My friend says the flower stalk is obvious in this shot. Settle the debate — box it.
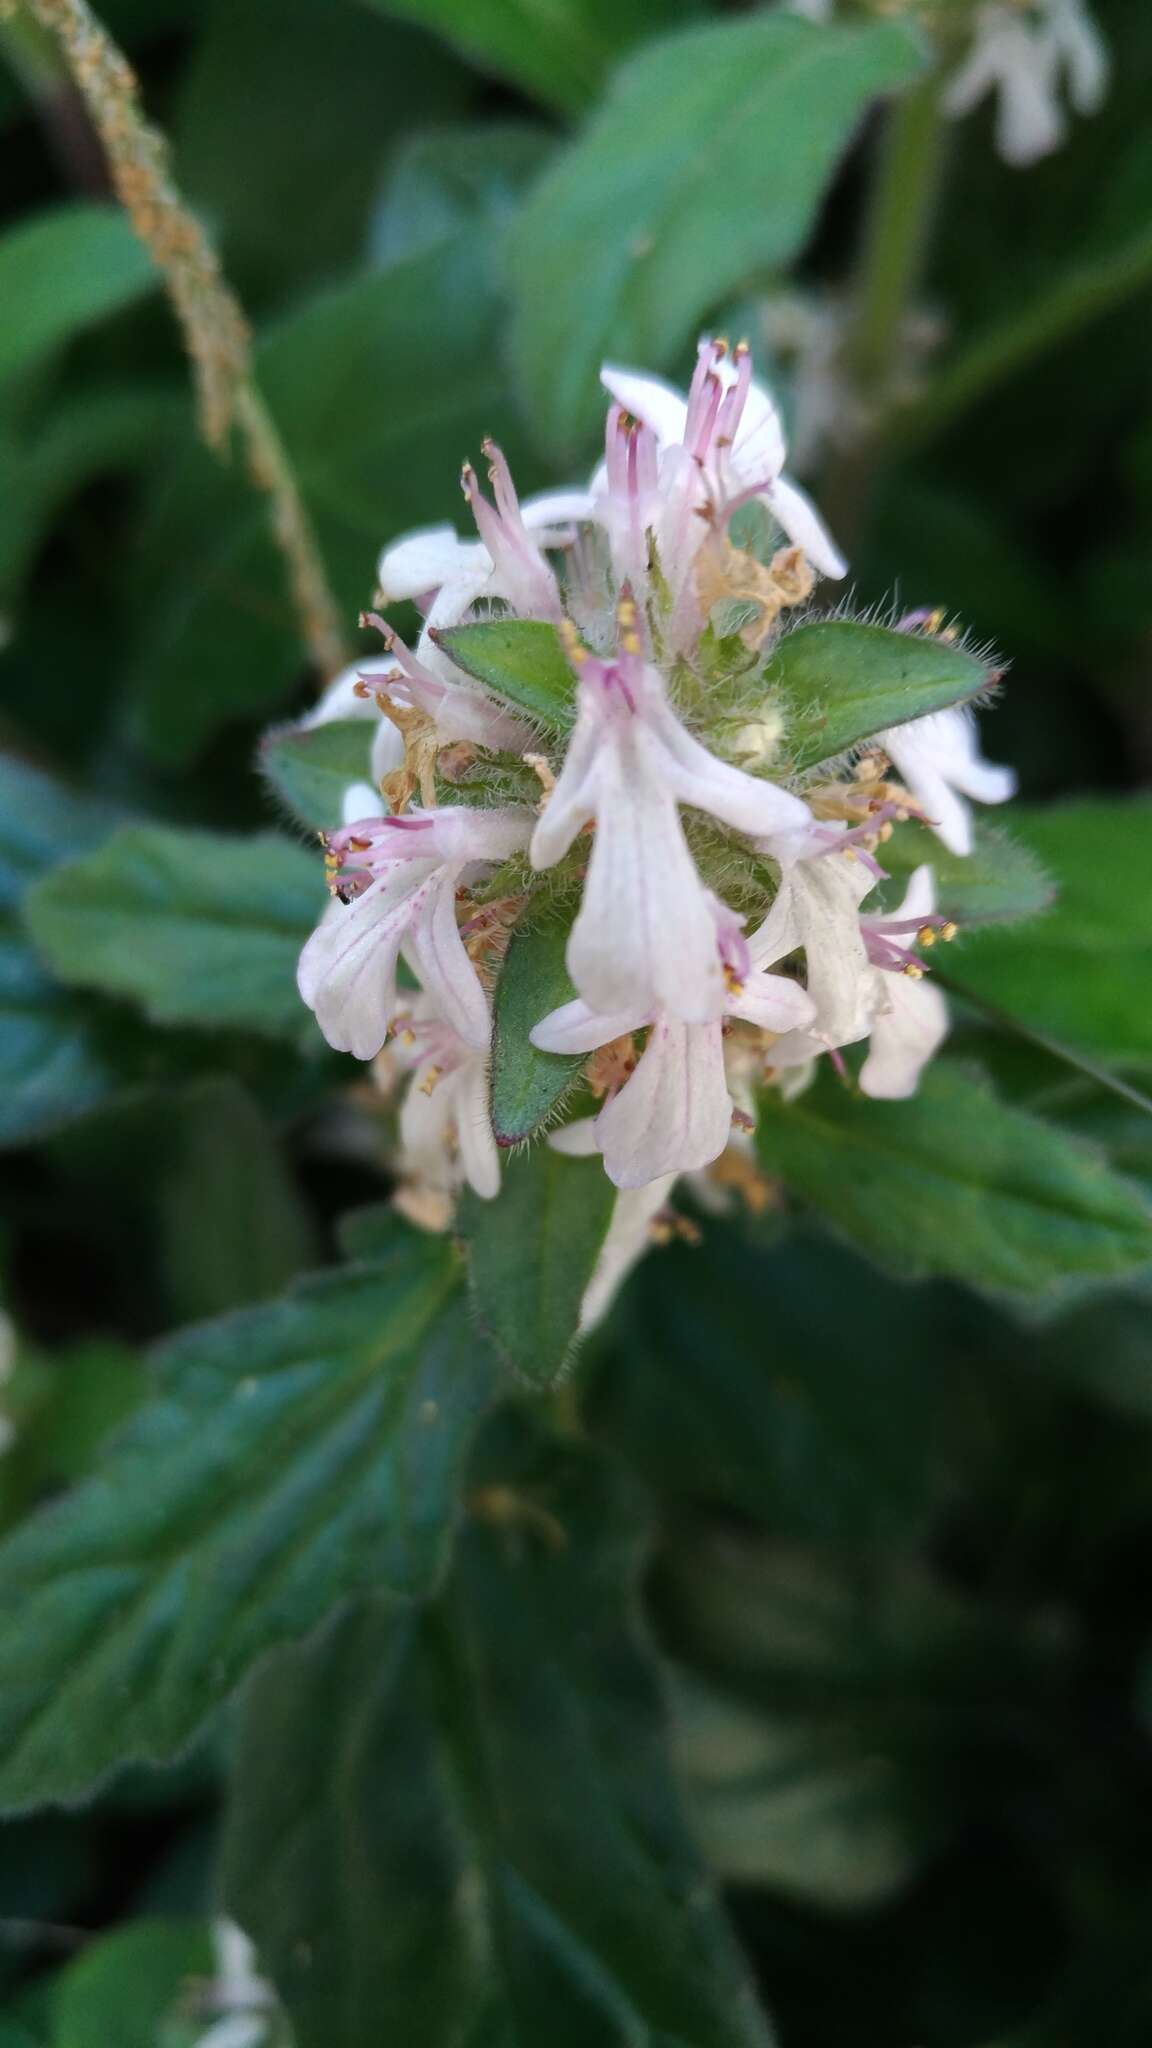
[1,0,348,682]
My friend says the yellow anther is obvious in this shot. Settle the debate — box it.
[418,1065,443,1096]
[723,965,745,996]
[616,591,642,656]
[918,925,937,947]
[903,962,925,980]
[558,616,588,667]
[940,921,958,942]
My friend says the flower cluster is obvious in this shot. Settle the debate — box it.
[296,340,1015,1311]
[791,0,1109,166]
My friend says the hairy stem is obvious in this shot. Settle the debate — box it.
[2,0,348,680]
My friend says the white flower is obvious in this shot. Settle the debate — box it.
[530,618,813,1024]
[944,0,1109,166]
[549,1120,680,1328]
[600,338,847,585]
[879,703,1016,857]
[755,854,951,1099]
[858,867,950,1099]
[747,835,879,1063]
[377,442,593,624]
[298,805,531,1058]
[531,900,815,1187]
[299,658,405,795]
[361,611,530,753]
[392,992,500,1199]
[192,1923,272,2048]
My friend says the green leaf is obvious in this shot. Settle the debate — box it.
[158,1077,318,1319]
[952,801,1152,1068]
[670,1667,917,1910]
[764,620,989,776]
[509,14,923,454]
[756,1061,1152,1295]
[877,818,1055,926]
[431,617,576,732]
[0,1230,494,1813]
[259,717,376,833]
[23,824,321,1039]
[220,1414,775,2048]
[129,233,542,763]
[0,752,120,910]
[490,907,585,1145]
[358,0,697,115]
[370,121,554,266]
[0,753,123,1146]
[0,385,184,609]
[597,1223,979,1546]
[0,938,117,1149]
[0,1336,148,1533]
[0,205,155,392]
[50,1920,212,2048]
[459,1145,615,1385]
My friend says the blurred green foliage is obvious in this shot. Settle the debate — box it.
[1,0,1152,2043]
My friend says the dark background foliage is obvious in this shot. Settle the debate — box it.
[1,0,1151,2041]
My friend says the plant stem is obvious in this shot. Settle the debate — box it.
[822,70,948,552]
[0,0,348,682]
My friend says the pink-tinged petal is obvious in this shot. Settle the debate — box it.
[520,488,597,530]
[370,719,406,787]
[860,971,949,1100]
[729,377,787,488]
[419,570,495,640]
[580,1173,678,1327]
[728,968,816,1034]
[648,693,813,844]
[897,751,974,856]
[377,526,490,603]
[547,1117,601,1158]
[764,473,847,579]
[569,723,725,1021]
[341,781,387,827]
[996,59,1066,165]
[530,997,651,1055]
[746,875,803,970]
[398,1062,457,1187]
[653,442,709,615]
[298,868,430,1059]
[454,1056,501,1197]
[596,1016,732,1188]
[1060,0,1109,113]
[406,865,491,1049]
[428,803,533,867]
[762,1028,827,1071]
[303,659,390,728]
[886,863,937,927]
[942,29,1003,117]
[529,695,606,868]
[881,707,1015,858]
[751,855,876,1047]
[411,618,531,751]
[600,364,690,449]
